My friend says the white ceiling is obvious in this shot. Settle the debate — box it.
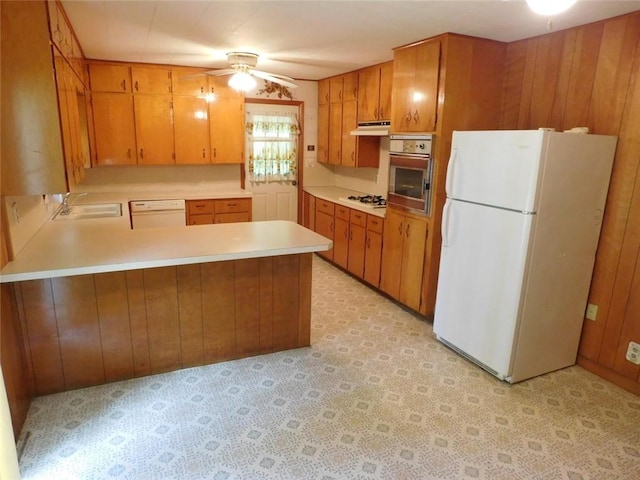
[61,1,640,80]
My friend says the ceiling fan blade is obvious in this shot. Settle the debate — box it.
[251,70,298,88]
[203,68,237,77]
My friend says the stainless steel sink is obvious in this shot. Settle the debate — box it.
[53,203,122,220]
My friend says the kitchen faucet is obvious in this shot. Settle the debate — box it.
[59,192,87,215]
[60,193,72,215]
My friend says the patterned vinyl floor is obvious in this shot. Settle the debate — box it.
[18,256,640,480]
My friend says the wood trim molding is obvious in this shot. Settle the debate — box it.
[577,355,640,396]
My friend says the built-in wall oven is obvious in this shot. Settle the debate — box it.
[388,134,433,215]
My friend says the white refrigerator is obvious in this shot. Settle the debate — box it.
[433,129,617,383]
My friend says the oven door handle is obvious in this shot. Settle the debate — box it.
[446,148,457,196]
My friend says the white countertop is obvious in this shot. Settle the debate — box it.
[303,186,387,218]
[0,192,331,283]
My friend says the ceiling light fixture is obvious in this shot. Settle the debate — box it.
[228,70,257,92]
[526,0,578,16]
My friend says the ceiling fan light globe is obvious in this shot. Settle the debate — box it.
[228,72,257,92]
[526,0,578,16]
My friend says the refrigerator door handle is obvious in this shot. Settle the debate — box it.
[442,200,452,247]
[446,148,457,196]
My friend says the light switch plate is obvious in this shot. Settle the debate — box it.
[586,303,598,321]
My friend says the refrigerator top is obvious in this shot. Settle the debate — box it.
[447,130,549,213]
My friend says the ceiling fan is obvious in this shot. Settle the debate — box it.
[204,52,298,91]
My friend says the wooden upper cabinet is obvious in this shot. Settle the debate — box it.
[342,73,358,102]
[133,95,174,164]
[317,102,330,164]
[92,92,136,165]
[131,67,172,94]
[210,89,244,164]
[172,68,208,96]
[358,62,392,123]
[89,64,131,92]
[329,102,343,164]
[318,79,330,105]
[341,100,357,167]
[391,40,440,133]
[330,77,344,103]
[173,96,210,164]
[1,0,67,195]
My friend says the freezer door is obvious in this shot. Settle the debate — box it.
[447,130,546,213]
[434,199,533,379]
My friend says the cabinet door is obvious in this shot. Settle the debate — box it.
[131,67,172,94]
[347,223,366,278]
[391,41,440,133]
[380,208,405,300]
[318,79,330,105]
[412,40,440,132]
[378,62,393,121]
[92,92,136,165]
[341,100,357,167]
[89,64,131,92]
[210,94,244,163]
[334,217,350,269]
[317,103,330,164]
[342,73,358,102]
[172,68,208,96]
[315,210,334,260]
[173,96,210,164]
[134,95,174,164]
[399,216,427,311]
[364,229,383,287]
[188,213,214,225]
[329,77,343,103]
[214,212,250,224]
[329,102,342,165]
[357,66,381,123]
[303,192,316,230]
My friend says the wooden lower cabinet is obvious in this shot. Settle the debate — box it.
[363,215,384,287]
[186,198,251,225]
[12,254,312,395]
[380,207,428,312]
[310,194,385,289]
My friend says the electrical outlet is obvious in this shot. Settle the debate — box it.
[626,342,640,365]
[585,303,598,321]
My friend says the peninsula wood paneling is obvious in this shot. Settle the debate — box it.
[13,255,313,396]
[500,11,640,394]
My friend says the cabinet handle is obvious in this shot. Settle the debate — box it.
[121,79,126,91]
[202,148,206,159]
[406,223,411,238]
[330,222,334,233]
[349,230,352,240]
[352,88,357,99]
[413,110,419,123]
[379,107,384,118]
[139,148,144,159]
[351,152,355,162]
[227,203,237,207]
[374,107,379,119]
[200,86,204,94]
[135,80,139,92]
[398,221,404,236]
[405,112,412,122]
[194,204,206,209]
[367,236,371,248]
[127,148,131,159]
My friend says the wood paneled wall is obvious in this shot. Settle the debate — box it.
[15,254,312,396]
[500,12,640,394]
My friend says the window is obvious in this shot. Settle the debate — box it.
[246,111,300,182]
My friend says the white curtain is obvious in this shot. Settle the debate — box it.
[246,111,300,182]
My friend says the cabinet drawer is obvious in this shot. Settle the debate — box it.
[316,199,334,216]
[350,209,366,227]
[214,212,250,224]
[335,205,350,221]
[367,215,384,233]
[187,213,214,225]
[215,198,251,214]
[187,199,215,215]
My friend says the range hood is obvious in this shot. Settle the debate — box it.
[350,121,390,136]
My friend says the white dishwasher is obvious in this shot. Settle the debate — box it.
[129,199,186,229]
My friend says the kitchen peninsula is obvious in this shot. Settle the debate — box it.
[1,194,331,396]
